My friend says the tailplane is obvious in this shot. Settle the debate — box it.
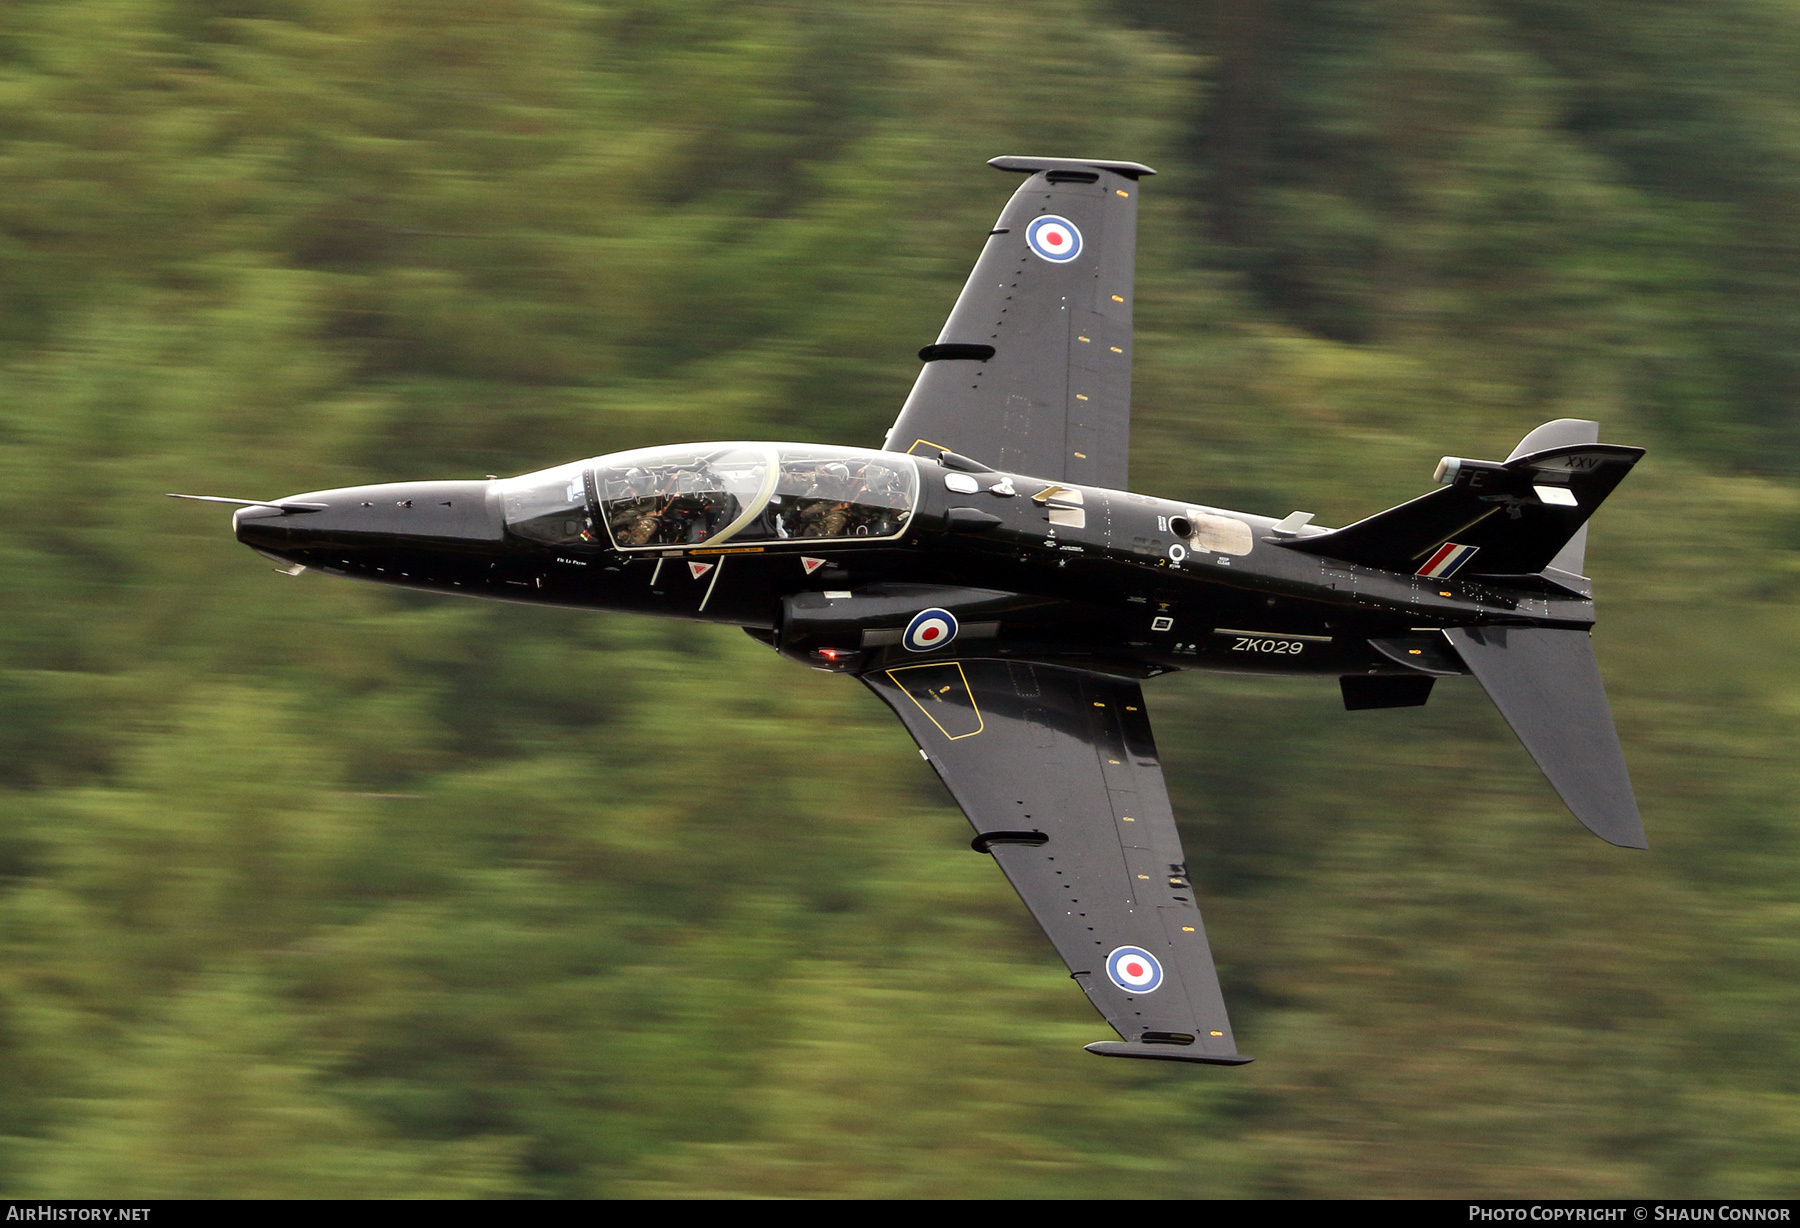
[1445,627,1646,849]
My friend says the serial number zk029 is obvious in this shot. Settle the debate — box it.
[1232,636,1304,654]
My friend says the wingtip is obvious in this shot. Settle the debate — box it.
[1579,806,1648,850]
[1085,1041,1253,1066]
[987,155,1157,179]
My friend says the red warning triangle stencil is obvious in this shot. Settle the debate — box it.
[688,562,714,579]
[801,557,827,575]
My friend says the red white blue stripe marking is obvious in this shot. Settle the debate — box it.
[1026,215,1082,263]
[903,608,958,652]
[1416,542,1479,579]
[1105,945,1163,994]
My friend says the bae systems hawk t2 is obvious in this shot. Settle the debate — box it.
[176,157,1646,1066]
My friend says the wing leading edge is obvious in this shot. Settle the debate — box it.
[861,658,1249,1065]
[883,156,1152,491]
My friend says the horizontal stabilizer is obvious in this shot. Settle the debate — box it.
[1446,627,1646,849]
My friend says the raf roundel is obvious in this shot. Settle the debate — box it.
[1105,945,1164,994]
[1026,215,1083,264]
[903,607,959,653]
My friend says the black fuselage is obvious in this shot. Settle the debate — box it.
[234,446,1595,683]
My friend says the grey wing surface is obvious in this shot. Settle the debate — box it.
[1446,627,1647,850]
[861,658,1250,1065]
[882,156,1152,492]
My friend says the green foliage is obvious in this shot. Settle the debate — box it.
[0,0,1795,1199]
[1121,0,1800,470]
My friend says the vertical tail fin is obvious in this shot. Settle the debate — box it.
[1506,418,1600,576]
[1445,627,1646,849]
[1285,425,1642,576]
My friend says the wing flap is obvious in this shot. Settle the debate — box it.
[862,658,1248,1064]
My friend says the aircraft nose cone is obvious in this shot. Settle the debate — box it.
[232,480,503,556]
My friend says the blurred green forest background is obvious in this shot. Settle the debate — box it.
[0,0,1796,1199]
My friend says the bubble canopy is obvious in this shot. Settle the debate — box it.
[498,444,919,549]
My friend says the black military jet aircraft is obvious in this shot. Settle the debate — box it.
[176,156,1645,1067]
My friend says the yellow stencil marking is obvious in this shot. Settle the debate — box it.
[905,438,954,456]
[1111,295,1125,303]
[885,662,985,741]
[1116,189,1129,197]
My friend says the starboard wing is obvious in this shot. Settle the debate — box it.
[861,658,1249,1065]
[882,157,1153,491]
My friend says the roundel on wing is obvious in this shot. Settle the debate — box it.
[1105,945,1164,994]
[1026,215,1082,264]
[903,608,958,652]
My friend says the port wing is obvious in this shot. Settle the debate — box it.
[882,157,1152,491]
[861,658,1249,1065]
